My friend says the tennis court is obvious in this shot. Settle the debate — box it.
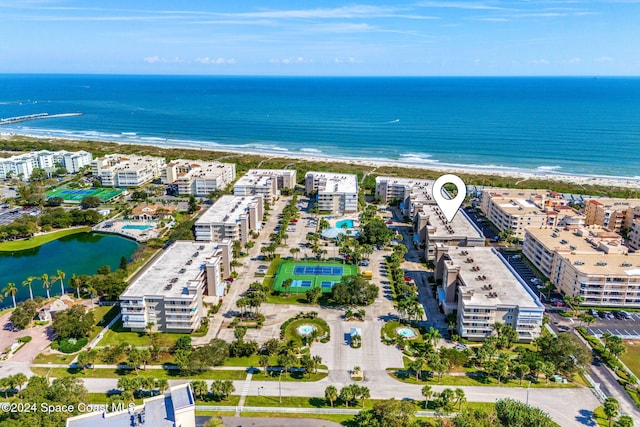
[273,261,358,293]
[46,187,123,202]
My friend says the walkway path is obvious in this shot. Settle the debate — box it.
[236,371,253,415]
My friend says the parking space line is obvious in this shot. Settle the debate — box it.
[615,329,624,336]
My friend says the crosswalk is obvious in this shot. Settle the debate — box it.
[236,372,253,415]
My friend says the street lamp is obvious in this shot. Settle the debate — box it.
[526,381,531,405]
[279,369,283,403]
[258,386,264,397]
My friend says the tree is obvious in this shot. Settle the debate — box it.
[191,380,208,401]
[410,357,426,380]
[3,282,18,308]
[425,326,442,348]
[514,363,530,385]
[56,269,66,296]
[51,305,94,339]
[128,347,143,373]
[130,191,148,202]
[259,354,270,375]
[359,217,394,246]
[290,247,300,260]
[80,195,102,209]
[306,286,322,304]
[41,273,51,299]
[604,334,626,359]
[495,398,554,427]
[603,397,620,427]
[454,388,466,410]
[351,399,417,427]
[22,275,36,300]
[434,388,455,413]
[330,275,378,306]
[174,335,192,352]
[10,299,41,329]
[325,385,338,407]
[421,384,433,409]
[155,378,169,394]
[359,386,370,408]
[119,256,128,271]
[77,350,97,373]
[339,385,355,408]
[615,415,634,427]
[188,195,197,214]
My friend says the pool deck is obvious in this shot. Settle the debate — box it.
[93,219,165,242]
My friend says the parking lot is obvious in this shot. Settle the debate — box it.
[0,206,40,225]
[586,312,640,339]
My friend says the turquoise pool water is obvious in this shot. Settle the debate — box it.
[123,225,153,230]
[396,327,417,338]
[297,324,317,336]
[336,219,354,228]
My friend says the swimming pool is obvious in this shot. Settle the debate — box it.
[336,219,354,228]
[396,327,417,338]
[122,225,153,231]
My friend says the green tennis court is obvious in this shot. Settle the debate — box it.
[46,187,124,202]
[273,261,358,293]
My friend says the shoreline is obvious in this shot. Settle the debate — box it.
[2,131,640,190]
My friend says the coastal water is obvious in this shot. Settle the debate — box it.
[0,232,138,306]
[1,75,639,177]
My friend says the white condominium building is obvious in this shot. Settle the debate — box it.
[629,218,640,251]
[161,159,236,196]
[194,195,264,244]
[435,245,544,342]
[305,172,358,213]
[120,241,232,333]
[0,149,92,180]
[414,203,485,261]
[584,198,640,234]
[523,225,640,307]
[479,188,581,238]
[234,169,296,204]
[375,176,433,216]
[91,154,166,187]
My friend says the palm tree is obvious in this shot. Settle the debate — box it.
[3,282,18,308]
[339,385,355,408]
[41,273,51,299]
[421,385,433,409]
[191,380,208,401]
[57,269,66,296]
[425,327,441,348]
[359,386,370,408]
[21,276,36,301]
[454,388,466,410]
[603,397,619,427]
[155,378,169,394]
[71,273,81,299]
[325,385,338,407]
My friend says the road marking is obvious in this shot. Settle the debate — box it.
[614,329,624,337]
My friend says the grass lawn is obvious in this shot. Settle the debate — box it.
[97,319,188,347]
[389,370,579,388]
[258,371,329,382]
[265,293,311,305]
[381,320,422,344]
[592,406,609,427]
[0,227,91,252]
[282,317,331,346]
[32,367,248,381]
[222,355,279,367]
[242,413,354,424]
[621,342,640,378]
[33,352,76,364]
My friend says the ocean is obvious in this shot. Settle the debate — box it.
[1,75,639,177]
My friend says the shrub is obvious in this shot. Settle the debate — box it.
[18,336,32,343]
[56,337,88,353]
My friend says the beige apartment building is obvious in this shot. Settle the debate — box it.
[479,188,582,238]
[305,172,358,213]
[91,154,166,187]
[194,195,264,244]
[414,203,485,261]
[434,245,544,342]
[584,198,640,234]
[233,169,296,204]
[120,241,232,333]
[375,176,433,217]
[523,225,640,307]
[161,159,236,196]
[629,218,640,251]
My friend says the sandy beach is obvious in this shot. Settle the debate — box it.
[2,131,640,190]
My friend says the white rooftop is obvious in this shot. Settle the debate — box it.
[196,195,260,225]
[422,204,483,239]
[121,241,220,299]
[307,172,358,194]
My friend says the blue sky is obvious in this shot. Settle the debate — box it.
[0,0,638,75]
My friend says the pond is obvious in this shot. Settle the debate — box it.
[0,232,138,306]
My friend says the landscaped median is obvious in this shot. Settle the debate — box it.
[0,226,91,251]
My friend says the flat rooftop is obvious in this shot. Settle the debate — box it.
[584,198,640,208]
[525,225,627,255]
[447,247,542,308]
[169,159,234,178]
[196,195,260,225]
[422,204,483,239]
[307,172,358,194]
[562,252,640,276]
[121,241,220,299]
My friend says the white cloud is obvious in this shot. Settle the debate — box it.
[567,57,581,64]
[418,1,505,10]
[143,56,183,64]
[597,56,614,62]
[196,57,237,65]
[529,58,550,65]
[333,57,360,64]
[269,57,311,64]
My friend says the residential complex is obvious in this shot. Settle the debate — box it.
[66,383,195,427]
[584,198,640,234]
[91,154,166,187]
[523,225,640,307]
[435,245,544,342]
[414,203,484,261]
[233,169,296,203]
[194,195,264,243]
[120,240,232,333]
[479,188,581,238]
[629,218,640,251]
[0,149,92,180]
[305,171,358,213]
[161,159,236,196]
[375,176,433,216]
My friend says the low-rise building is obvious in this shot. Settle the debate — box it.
[435,245,544,342]
[194,195,263,243]
[91,154,166,187]
[120,240,232,333]
[0,149,92,180]
[523,225,640,307]
[375,176,433,217]
[584,198,640,234]
[233,169,296,204]
[129,204,177,221]
[66,383,195,427]
[414,204,485,261]
[479,188,579,238]
[305,172,358,213]
[161,159,236,196]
